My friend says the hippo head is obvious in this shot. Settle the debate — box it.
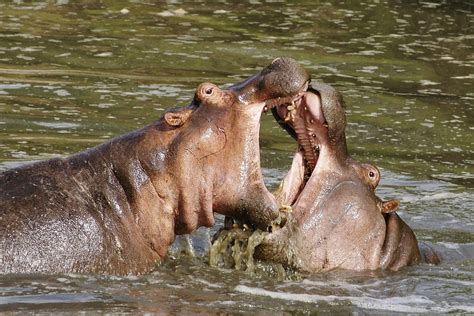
[156,58,309,233]
[251,82,420,272]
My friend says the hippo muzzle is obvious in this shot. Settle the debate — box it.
[229,57,310,104]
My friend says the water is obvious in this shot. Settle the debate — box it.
[0,0,473,314]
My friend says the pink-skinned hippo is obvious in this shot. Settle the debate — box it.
[253,82,439,272]
[0,57,309,275]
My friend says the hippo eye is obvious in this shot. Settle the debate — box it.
[369,171,375,178]
[204,87,214,96]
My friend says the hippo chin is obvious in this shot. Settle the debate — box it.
[253,82,435,272]
[0,57,309,275]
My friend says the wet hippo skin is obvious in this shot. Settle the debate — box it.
[0,58,309,275]
[253,82,437,272]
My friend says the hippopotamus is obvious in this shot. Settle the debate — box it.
[253,82,436,272]
[0,57,310,275]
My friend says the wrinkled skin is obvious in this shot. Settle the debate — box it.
[0,57,310,275]
[254,82,430,272]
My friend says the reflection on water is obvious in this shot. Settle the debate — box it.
[0,0,473,314]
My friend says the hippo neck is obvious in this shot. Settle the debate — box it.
[70,121,201,260]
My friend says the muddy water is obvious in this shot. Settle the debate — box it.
[0,0,473,314]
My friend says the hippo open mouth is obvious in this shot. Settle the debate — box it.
[276,88,325,166]
[270,84,337,209]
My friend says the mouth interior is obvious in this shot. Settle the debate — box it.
[270,87,329,208]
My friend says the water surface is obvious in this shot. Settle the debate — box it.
[0,0,473,314]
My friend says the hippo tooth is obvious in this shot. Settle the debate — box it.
[299,140,316,169]
[298,136,310,144]
[297,128,308,136]
[297,135,311,147]
[287,104,295,111]
[294,119,318,170]
[279,204,292,212]
[296,129,307,135]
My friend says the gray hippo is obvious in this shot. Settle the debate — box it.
[0,58,309,275]
[251,82,438,272]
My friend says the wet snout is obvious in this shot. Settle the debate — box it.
[229,57,310,104]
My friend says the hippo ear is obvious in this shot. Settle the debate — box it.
[164,109,193,127]
[381,199,400,214]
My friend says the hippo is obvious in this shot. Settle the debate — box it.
[250,82,437,272]
[0,57,310,275]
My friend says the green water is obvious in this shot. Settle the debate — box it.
[0,0,473,314]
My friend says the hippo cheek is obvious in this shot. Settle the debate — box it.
[185,124,228,161]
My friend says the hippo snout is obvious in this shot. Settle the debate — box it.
[229,57,310,104]
[262,57,310,97]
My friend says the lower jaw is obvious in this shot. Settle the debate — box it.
[275,147,319,209]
